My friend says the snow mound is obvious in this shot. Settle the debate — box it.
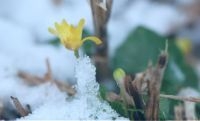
[19,56,127,120]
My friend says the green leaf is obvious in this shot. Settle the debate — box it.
[112,26,199,94]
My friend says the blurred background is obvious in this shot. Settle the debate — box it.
[1,0,200,120]
[1,0,200,66]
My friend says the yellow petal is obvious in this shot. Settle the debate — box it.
[55,22,60,30]
[73,18,85,40]
[78,18,85,29]
[62,19,69,28]
[82,36,102,45]
[48,27,57,35]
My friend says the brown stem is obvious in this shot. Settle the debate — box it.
[90,0,113,81]
[124,75,145,120]
[145,50,168,120]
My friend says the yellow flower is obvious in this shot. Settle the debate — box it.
[48,18,102,51]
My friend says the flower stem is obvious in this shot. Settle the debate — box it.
[74,50,79,58]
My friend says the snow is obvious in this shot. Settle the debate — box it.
[0,17,76,80]
[1,0,93,42]
[17,57,127,120]
[0,52,127,120]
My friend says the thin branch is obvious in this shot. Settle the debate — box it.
[160,94,200,103]
[18,71,47,86]
[140,92,200,103]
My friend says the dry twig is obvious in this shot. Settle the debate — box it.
[160,94,200,103]
[54,80,76,96]
[106,92,122,102]
[145,48,168,120]
[10,96,29,117]
[18,71,47,86]
[125,75,145,120]
[18,58,76,96]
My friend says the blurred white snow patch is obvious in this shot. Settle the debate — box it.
[0,53,17,77]
[0,16,76,80]
[17,56,127,120]
[1,0,93,42]
[108,0,184,56]
[0,53,24,100]
[11,46,76,81]
[0,18,34,53]
[140,3,183,35]
[178,87,200,120]
[178,87,200,98]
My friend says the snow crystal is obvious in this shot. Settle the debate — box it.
[75,56,98,95]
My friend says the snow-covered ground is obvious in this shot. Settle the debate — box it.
[16,57,126,120]
[0,0,195,120]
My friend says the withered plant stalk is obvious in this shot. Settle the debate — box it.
[145,50,168,120]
